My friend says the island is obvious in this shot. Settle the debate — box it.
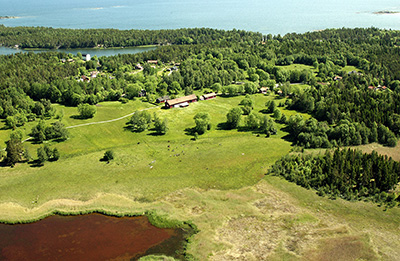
[373,10,400,15]
[0,16,19,19]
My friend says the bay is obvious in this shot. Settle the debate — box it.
[0,0,399,35]
[0,46,156,57]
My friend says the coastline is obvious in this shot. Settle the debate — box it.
[20,45,157,51]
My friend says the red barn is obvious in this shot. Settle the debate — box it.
[201,92,217,100]
[165,94,197,108]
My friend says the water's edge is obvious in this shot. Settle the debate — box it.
[0,210,198,260]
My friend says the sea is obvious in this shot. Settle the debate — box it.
[1,0,399,56]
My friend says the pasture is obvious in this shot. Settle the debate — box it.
[0,93,399,260]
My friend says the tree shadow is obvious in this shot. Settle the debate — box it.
[99,157,110,162]
[184,127,196,136]
[259,108,270,114]
[52,138,68,143]
[28,160,44,168]
[69,115,82,119]
[123,124,134,132]
[147,132,165,136]
[69,115,94,120]
[280,126,296,144]
[147,127,165,136]
[216,122,231,130]
[0,161,10,168]
[27,139,43,145]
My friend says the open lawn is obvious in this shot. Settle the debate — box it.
[0,94,295,206]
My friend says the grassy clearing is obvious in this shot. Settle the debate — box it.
[0,94,294,207]
[302,142,400,162]
[277,64,316,72]
[342,65,360,73]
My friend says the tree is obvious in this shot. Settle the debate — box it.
[273,108,282,121]
[260,116,277,135]
[267,100,277,113]
[154,115,168,135]
[77,103,97,119]
[47,121,68,140]
[30,120,47,143]
[240,94,254,108]
[246,112,260,130]
[169,81,181,94]
[226,107,242,129]
[194,112,211,135]
[288,114,305,136]
[52,148,60,161]
[128,111,152,132]
[103,150,114,162]
[5,132,23,166]
[211,83,222,93]
[37,147,48,165]
[5,116,16,130]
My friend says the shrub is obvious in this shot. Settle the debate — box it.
[77,103,97,119]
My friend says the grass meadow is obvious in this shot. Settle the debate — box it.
[0,94,296,207]
[1,92,399,260]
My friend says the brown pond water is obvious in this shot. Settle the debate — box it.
[0,213,188,260]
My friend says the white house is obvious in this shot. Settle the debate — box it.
[82,54,91,62]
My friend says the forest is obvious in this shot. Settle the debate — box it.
[0,26,261,48]
[269,148,400,208]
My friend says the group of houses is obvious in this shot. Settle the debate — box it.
[78,71,100,82]
[368,85,388,91]
[157,93,217,109]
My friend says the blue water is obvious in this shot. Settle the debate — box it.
[0,46,156,57]
[1,0,400,35]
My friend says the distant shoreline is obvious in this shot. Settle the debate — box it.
[19,45,157,51]
[373,10,400,15]
[0,16,19,19]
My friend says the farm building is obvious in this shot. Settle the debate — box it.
[147,60,158,64]
[165,94,197,108]
[260,87,269,94]
[156,96,170,103]
[200,93,217,100]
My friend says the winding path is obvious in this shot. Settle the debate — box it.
[66,105,159,129]
[20,105,161,144]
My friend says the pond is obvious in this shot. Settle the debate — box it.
[0,213,189,260]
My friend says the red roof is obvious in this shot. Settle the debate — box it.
[166,94,197,107]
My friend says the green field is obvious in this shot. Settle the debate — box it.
[1,94,399,260]
[0,94,295,206]
[277,63,317,72]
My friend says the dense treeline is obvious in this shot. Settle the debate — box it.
[0,26,262,48]
[288,78,400,148]
[269,149,400,207]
